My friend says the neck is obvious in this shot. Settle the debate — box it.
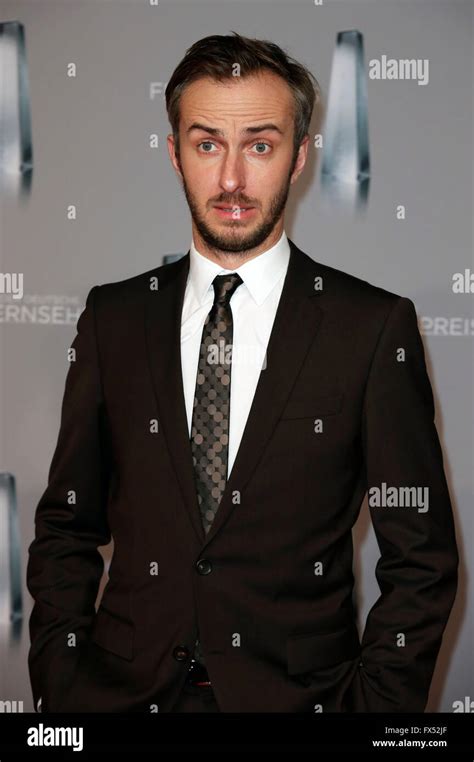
[192,224,284,269]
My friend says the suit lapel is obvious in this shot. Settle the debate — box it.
[144,239,324,549]
[144,252,205,542]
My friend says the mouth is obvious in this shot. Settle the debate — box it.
[213,205,256,219]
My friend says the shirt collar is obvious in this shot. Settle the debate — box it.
[188,229,290,307]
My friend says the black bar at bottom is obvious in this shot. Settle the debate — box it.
[0,712,472,759]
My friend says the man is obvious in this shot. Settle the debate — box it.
[27,32,458,713]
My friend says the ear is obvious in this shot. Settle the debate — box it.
[290,135,310,185]
[167,133,183,180]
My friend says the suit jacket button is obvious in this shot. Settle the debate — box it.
[173,645,190,662]
[196,558,212,575]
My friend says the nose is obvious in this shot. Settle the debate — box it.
[218,149,246,196]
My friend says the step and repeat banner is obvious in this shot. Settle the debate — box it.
[0,0,472,753]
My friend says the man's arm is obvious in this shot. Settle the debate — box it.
[26,285,112,712]
[347,296,459,712]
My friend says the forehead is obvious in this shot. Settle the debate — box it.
[179,70,294,129]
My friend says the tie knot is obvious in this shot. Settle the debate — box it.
[212,273,243,307]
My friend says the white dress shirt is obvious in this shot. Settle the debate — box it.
[181,229,291,478]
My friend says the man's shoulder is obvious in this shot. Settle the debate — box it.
[291,240,405,315]
[91,256,187,308]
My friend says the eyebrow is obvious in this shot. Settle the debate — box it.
[186,122,284,138]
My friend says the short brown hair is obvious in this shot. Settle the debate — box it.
[165,31,321,162]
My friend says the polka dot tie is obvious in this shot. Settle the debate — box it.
[191,273,244,536]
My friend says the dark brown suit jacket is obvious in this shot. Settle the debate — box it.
[26,239,459,712]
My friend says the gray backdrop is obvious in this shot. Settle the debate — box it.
[0,0,472,712]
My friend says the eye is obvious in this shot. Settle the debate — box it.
[197,141,218,153]
[251,142,271,154]
[196,141,272,155]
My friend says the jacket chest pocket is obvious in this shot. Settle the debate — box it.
[280,393,344,421]
[276,393,345,457]
[264,393,346,475]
